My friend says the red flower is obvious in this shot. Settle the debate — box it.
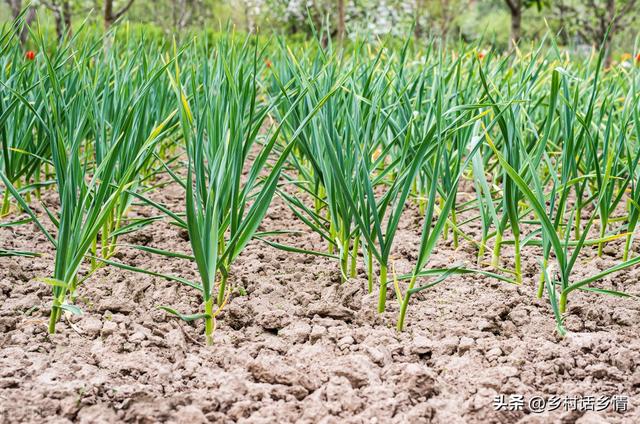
[265,59,272,69]
[25,50,36,61]
[477,52,485,60]
[636,53,640,63]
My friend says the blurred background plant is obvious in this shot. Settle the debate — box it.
[2,0,638,63]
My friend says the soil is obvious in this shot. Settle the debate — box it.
[1,178,640,424]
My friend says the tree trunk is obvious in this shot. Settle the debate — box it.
[104,0,114,30]
[54,9,63,39]
[104,0,135,31]
[63,1,72,37]
[504,0,522,47]
[510,7,522,47]
[6,0,37,44]
[19,6,36,44]
[337,0,345,40]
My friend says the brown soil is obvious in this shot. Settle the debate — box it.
[1,180,639,424]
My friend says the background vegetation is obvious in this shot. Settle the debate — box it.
[1,0,639,61]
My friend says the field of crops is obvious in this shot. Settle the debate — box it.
[1,22,640,423]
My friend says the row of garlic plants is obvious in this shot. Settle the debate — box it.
[1,21,639,340]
